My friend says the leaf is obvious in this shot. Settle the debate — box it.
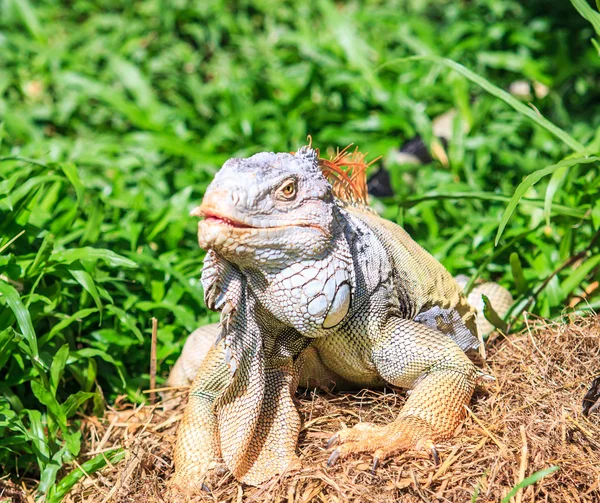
[0,382,24,412]
[30,381,81,456]
[11,0,45,43]
[510,253,529,295]
[482,294,508,333]
[0,327,17,369]
[0,171,21,197]
[110,57,157,110]
[40,308,98,345]
[561,254,600,297]
[70,269,103,313]
[495,156,600,245]
[544,166,569,226]
[25,409,50,461]
[106,305,143,342]
[570,0,600,36]
[60,72,162,131]
[31,380,63,420]
[377,56,586,152]
[27,233,54,277]
[50,345,70,396]
[49,448,125,503]
[39,446,67,495]
[51,247,138,268]
[0,280,38,357]
[397,190,587,219]
[64,428,82,457]
[61,391,95,418]
[593,200,600,230]
[546,275,564,308]
[500,466,559,503]
[58,162,84,205]
[69,348,127,387]
[0,174,64,211]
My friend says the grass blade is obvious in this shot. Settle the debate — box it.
[495,156,599,245]
[544,166,569,226]
[500,466,559,503]
[49,448,125,503]
[70,269,103,313]
[0,280,38,357]
[571,0,600,36]
[59,163,84,205]
[377,56,586,152]
[510,253,529,295]
[482,294,508,332]
[561,254,600,297]
[51,248,138,269]
[11,0,45,43]
[395,190,588,219]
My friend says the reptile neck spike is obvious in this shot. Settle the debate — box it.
[317,144,381,206]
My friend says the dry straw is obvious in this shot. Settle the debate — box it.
[8,314,597,502]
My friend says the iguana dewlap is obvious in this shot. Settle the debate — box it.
[170,145,512,489]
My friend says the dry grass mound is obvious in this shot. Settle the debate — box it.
[63,315,600,502]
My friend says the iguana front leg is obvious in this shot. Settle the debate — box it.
[173,249,304,488]
[327,318,477,468]
[171,251,242,491]
[171,341,230,490]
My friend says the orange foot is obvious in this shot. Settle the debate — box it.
[168,462,228,497]
[326,416,440,472]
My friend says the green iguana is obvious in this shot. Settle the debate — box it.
[169,145,513,490]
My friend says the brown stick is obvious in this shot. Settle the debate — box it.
[515,425,528,503]
[150,317,158,404]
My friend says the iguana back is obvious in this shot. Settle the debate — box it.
[346,205,480,351]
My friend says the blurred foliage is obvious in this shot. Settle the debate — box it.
[0,0,599,497]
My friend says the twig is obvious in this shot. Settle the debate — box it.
[464,406,507,453]
[515,425,528,503]
[150,318,158,405]
[142,385,189,394]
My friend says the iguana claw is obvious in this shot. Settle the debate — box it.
[326,419,441,470]
[430,445,440,466]
[327,449,341,467]
[371,455,379,474]
[326,433,340,449]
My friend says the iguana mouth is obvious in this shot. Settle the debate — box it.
[202,212,254,229]
[191,204,259,229]
[192,205,325,233]
[196,209,285,230]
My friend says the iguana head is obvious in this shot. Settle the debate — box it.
[193,146,337,266]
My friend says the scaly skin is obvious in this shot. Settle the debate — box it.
[170,146,512,489]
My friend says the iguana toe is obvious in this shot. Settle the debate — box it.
[168,460,228,496]
[326,418,439,470]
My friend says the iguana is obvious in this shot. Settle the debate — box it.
[169,145,513,489]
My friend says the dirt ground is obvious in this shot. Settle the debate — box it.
[9,314,600,502]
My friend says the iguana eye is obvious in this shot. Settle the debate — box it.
[277,180,297,200]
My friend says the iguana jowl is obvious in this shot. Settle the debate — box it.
[171,145,513,488]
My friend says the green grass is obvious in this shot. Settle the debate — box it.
[1,0,599,498]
